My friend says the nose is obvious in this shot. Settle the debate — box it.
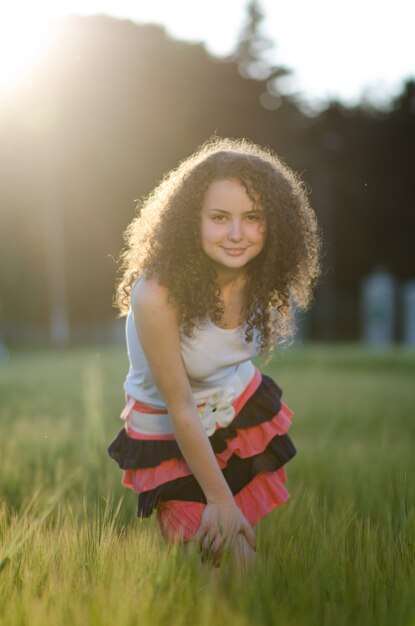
[228,219,243,242]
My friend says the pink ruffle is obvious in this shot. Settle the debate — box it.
[216,402,293,464]
[157,467,290,543]
[122,455,226,492]
[121,401,293,493]
[125,427,176,441]
[232,367,262,414]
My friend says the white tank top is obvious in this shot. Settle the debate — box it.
[123,283,261,408]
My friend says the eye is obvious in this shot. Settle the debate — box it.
[246,213,263,222]
[211,214,227,222]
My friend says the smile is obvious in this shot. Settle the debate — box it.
[222,248,247,256]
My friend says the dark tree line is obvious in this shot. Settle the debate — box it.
[0,12,414,342]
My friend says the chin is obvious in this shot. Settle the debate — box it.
[217,255,256,271]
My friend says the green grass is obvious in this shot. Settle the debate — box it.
[0,344,414,626]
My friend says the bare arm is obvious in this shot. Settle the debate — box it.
[132,277,256,553]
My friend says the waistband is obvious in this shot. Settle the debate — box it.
[120,361,261,439]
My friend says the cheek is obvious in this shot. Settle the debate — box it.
[200,225,211,252]
[250,222,267,242]
[200,220,221,246]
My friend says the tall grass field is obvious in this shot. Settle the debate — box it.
[0,345,414,626]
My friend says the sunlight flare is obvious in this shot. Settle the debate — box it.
[0,3,63,91]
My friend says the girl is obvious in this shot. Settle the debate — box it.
[108,137,321,570]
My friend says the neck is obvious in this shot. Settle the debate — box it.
[214,266,247,289]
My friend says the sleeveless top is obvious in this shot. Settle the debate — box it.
[123,282,261,409]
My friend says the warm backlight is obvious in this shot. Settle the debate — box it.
[0,4,62,91]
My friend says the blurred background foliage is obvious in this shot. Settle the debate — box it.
[0,6,414,343]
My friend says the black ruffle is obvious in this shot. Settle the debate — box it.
[137,433,297,518]
[107,374,283,470]
[108,433,181,470]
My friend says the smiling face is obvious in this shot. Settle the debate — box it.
[200,178,267,274]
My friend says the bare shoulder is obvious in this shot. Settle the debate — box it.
[130,276,191,408]
[132,276,176,317]
[131,276,180,365]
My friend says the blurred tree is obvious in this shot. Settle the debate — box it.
[302,81,415,339]
[0,14,413,343]
[234,0,289,83]
[0,15,300,340]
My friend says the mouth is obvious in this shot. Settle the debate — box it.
[222,248,247,256]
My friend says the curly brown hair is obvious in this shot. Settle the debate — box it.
[115,137,321,352]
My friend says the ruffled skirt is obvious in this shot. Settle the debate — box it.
[107,373,296,543]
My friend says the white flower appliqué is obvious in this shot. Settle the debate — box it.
[198,385,236,436]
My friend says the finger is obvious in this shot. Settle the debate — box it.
[212,545,223,568]
[200,536,216,564]
[194,531,205,547]
[194,522,206,542]
[212,534,223,555]
[241,525,256,550]
[240,534,254,559]
[202,537,223,567]
[201,532,215,553]
[197,532,212,558]
[223,537,233,553]
[222,529,237,554]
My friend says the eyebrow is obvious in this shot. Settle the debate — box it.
[206,208,264,214]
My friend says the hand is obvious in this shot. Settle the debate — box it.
[194,499,256,565]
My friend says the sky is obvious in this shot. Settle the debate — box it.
[1,0,414,108]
